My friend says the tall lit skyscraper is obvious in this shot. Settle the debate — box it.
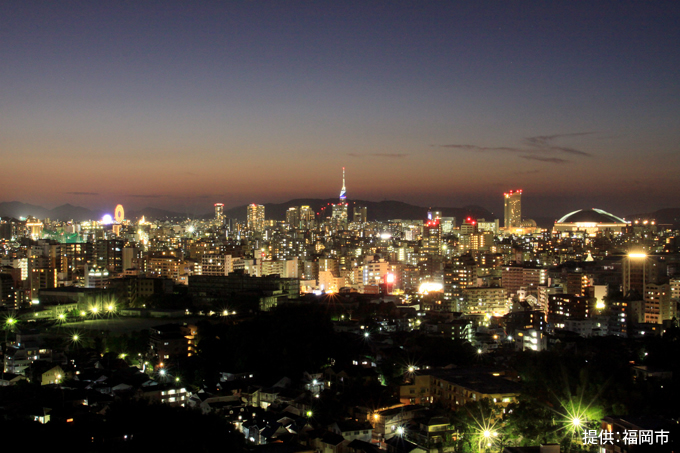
[300,206,314,228]
[332,203,348,226]
[423,219,442,256]
[214,203,225,225]
[504,190,522,229]
[353,206,367,223]
[247,204,265,233]
[286,207,300,229]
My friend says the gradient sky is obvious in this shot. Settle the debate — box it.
[2,1,679,218]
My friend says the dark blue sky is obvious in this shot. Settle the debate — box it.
[1,1,679,218]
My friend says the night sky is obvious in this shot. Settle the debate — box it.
[2,1,679,218]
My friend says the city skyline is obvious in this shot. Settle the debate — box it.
[2,2,679,217]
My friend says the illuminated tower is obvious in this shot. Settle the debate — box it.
[247,204,265,233]
[504,190,522,229]
[339,167,347,201]
[214,203,225,225]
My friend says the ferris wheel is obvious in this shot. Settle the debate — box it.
[114,204,125,223]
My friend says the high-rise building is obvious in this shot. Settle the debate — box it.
[504,190,522,229]
[214,203,225,225]
[331,203,348,226]
[247,204,265,233]
[644,283,673,324]
[300,206,314,228]
[444,254,476,311]
[423,219,441,256]
[622,253,659,297]
[353,206,367,223]
[286,207,300,229]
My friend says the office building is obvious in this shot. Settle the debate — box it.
[353,206,367,223]
[423,219,441,256]
[247,204,265,233]
[286,207,300,229]
[503,190,522,229]
[331,203,348,226]
[214,203,225,226]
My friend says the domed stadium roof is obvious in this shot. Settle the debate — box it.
[556,208,627,224]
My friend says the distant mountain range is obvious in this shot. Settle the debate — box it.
[0,202,187,223]
[0,199,494,223]
[1,200,678,227]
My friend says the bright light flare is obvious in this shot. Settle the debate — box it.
[101,214,113,225]
[418,282,443,294]
[627,252,647,258]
